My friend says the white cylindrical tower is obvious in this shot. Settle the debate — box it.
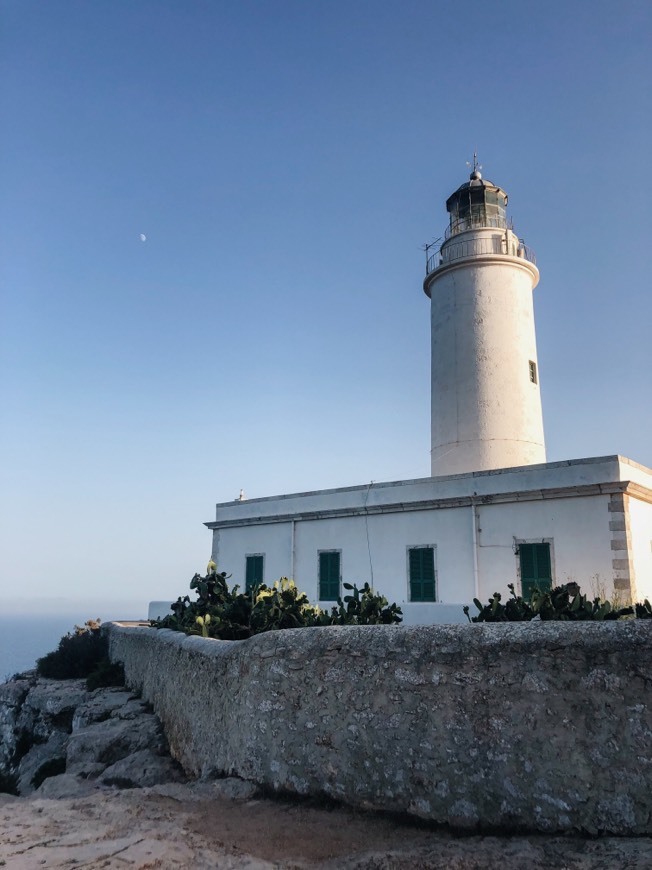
[423,170,545,476]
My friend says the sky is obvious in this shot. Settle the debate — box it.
[1,0,650,612]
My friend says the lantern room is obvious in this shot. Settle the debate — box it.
[445,170,508,237]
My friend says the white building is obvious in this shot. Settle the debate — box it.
[205,170,652,623]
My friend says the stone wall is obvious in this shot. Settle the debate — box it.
[107,621,652,834]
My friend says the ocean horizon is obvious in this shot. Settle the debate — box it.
[0,601,147,681]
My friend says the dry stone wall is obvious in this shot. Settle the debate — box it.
[107,621,652,834]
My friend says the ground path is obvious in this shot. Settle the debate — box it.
[1,781,651,869]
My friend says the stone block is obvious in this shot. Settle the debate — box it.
[72,689,134,731]
[99,748,185,789]
[35,772,100,799]
[1,678,183,802]
[611,559,632,571]
[204,777,259,800]
[66,713,166,768]
[66,760,107,779]
[613,578,633,591]
[0,678,33,772]
[24,680,88,719]
[17,732,68,795]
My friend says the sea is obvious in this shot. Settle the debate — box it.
[0,602,147,681]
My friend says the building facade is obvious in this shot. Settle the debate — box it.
[206,456,652,624]
[195,171,652,624]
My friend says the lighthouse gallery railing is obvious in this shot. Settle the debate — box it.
[426,236,536,276]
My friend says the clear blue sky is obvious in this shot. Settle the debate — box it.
[1,0,650,610]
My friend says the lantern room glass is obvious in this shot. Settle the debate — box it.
[446,185,508,237]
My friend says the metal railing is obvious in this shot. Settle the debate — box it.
[444,214,511,240]
[519,243,536,264]
[426,250,441,274]
[425,236,536,276]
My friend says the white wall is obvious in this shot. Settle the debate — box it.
[629,496,652,602]
[213,494,619,623]
[292,508,475,612]
[208,458,652,623]
[428,228,545,475]
[474,495,614,600]
[212,522,293,590]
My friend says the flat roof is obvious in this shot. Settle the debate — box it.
[205,455,652,529]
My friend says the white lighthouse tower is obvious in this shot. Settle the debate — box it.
[424,164,546,476]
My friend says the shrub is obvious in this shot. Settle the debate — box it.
[250,578,320,634]
[86,659,125,691]
[320,582,403,626]
[37,619,107,679]
[154,571,402,639]
[635,600,652,619]
[463,582,637,623]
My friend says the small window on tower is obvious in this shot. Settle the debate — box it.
[529,361,537,384]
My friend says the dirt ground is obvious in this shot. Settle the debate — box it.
[1,781,651,869]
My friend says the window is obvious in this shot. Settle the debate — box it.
[408,546,436,602]
[319,551,341,601]
[245,554,264,593]
[529,360,538,384]
[518,543,552,600]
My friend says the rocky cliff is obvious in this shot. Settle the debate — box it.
[0,672,184,797]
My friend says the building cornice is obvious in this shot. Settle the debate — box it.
[205,480,652,530]
[627,481,652,506]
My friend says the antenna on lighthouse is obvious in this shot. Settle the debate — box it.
[421,236,441,254]
[466,152,482,178]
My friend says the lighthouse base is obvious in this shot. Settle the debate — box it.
[431,437,546,477]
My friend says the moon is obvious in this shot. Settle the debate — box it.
[139,234,147,242]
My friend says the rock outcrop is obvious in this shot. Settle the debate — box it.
[0,672,184,797]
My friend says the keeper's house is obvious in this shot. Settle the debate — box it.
[206,455,652,625]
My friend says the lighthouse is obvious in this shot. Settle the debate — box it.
[424,165,546,476]
[201,160,652,624]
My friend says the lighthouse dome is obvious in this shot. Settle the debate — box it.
[445,171,509,237]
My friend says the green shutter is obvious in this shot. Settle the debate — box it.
[519,543,552,600]
[319,552,340,601]
[409,547,436,601]
[245,555,264,593]
[519,544,536,580]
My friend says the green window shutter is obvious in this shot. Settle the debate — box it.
[519,543,552,600]
[409,547,436,602]
[245,555,264,593]
[319,552,340,601]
